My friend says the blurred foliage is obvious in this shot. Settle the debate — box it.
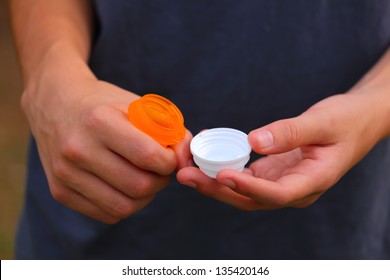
[0,0,29,259]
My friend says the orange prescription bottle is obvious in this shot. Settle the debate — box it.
[128,94,186,147]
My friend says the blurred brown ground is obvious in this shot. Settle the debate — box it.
[0,0,29,259]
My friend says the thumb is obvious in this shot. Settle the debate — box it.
[248,115,329,154]
[172,129,193,170]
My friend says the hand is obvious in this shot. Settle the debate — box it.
[22,73,191,223]
[177,93,385,210]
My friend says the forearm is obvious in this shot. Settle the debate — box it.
[9,0,96,87]
[348,47,390,140]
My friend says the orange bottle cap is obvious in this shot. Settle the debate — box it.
[128,94,186,147]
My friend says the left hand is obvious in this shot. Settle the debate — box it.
[177,92,386,210]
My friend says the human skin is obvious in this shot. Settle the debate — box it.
[9,0,192,224]
[177,48,390,210]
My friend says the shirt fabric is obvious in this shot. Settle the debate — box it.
[16,0,390,259]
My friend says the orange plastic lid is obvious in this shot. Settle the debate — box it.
[128,94,186,147]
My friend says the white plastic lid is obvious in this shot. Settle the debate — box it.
[190,128,251,178]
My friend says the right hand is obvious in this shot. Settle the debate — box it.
[22,73,186,224]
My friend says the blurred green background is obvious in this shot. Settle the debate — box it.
[0,0,29,259]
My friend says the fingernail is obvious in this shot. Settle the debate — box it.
[184,181,197,189]
[257,130,274,149]
[219,178,236,189]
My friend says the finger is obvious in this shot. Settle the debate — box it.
[216,168,320,208]
[84,105,177,175]
[73,146,171,198]
[248,114,331,155]
[249,149,303,180]
[52,161,154,219]
[172,129,193,170]
[48,184,120,224]
[177,167,261,210]
[112,114,178,175]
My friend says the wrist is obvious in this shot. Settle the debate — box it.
[347,86,390,142]
[347,48,390,140]
[20,42,98,131]
[23,40,96,91]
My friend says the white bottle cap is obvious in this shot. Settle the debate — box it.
[190,128,251,178]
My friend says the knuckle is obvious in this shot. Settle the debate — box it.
[82,104,111,130]
[111,202,136,219]
[50,184,72,204]
[129,176,155,199]
[52,161,72,182]
[279,119,301,146]
[132,174,169,199]
[61,137,87,162]
[137,146,159,168]
[159,161,177,176]
[136,146,176,175]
